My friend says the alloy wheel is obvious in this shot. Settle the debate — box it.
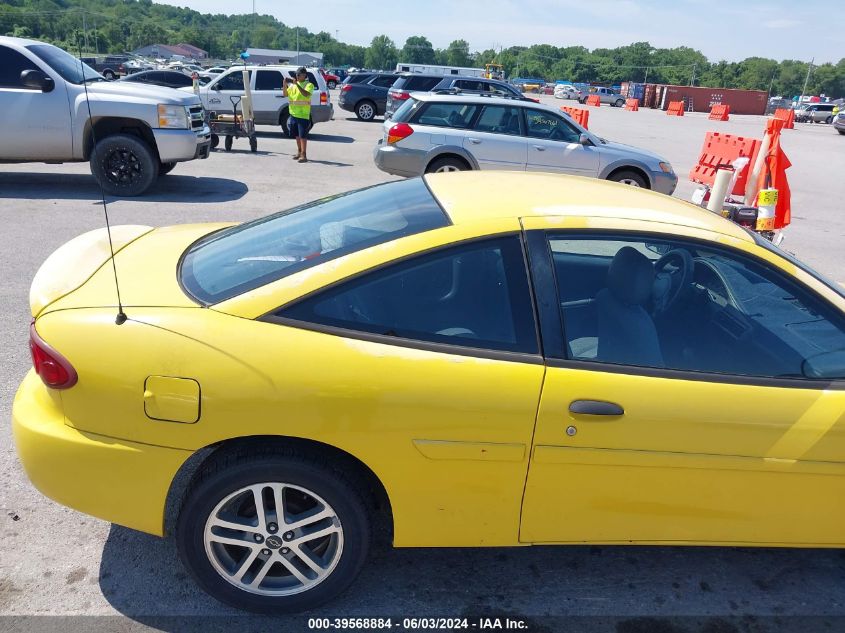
[203,482,343,597]
[103,147,143,186]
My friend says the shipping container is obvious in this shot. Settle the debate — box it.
[660,85,768,115]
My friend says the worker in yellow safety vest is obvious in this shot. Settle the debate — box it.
[284,67,314,163]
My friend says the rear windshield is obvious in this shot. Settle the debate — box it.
[394,76,441,91]
[391,97,422,122]
[180,179,450,304]
[344,74,372,84]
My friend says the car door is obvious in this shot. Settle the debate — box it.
[0,44,72,160]
[205,69,250,115]
[463,104,527,170]
[520,225,845,545]
[523,108,599,177]
[253,69,285,124]
[259,231,546,546]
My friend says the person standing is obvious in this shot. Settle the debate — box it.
[284,67,314,163]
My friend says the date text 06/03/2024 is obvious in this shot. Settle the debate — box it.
[307,617,529,630]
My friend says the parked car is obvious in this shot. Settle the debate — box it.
[168,62,204,75]
[338,71,401,121]
[188,65,333,137]
[374,93,677,194]
[429,76,530,100]
[203,66,228,75]
[795,103,836,123]
[384,73,444,119]
[833,110,845,135]
[554,84,583,100]
[119,70,207,89]
[0,36,211,196]
[79,54,132,80]
[15,171,845,614]
[319,68,340,89]
[580,86,625,107]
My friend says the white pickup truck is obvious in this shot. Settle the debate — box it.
[0,37,211,196]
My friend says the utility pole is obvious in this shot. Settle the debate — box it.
[296,27,300,56]
[690,62,696,86]
[800,57,814,100]
[644,66,649,83]
[82,11,89,54]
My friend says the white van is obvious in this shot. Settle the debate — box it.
[191,65,333,134]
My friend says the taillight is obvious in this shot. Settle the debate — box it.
[320,91,328,104]
[392,91,410,101]
[387,122,413,144]
[527,97,540,103]
[341,84,352,92]
[29,322,77,389]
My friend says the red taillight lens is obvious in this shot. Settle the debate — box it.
[393,91,410,101]
[341,84,352,92]
[528,97,540,103]
[320,91,328,104]
[29,322,77,389]
[387,122,413,144]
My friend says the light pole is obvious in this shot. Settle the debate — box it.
[800,57,814,101]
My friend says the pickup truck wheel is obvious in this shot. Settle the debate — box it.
[176,451,370,613]
[159,162,177,176]
[355,100,376,121]
[102,69,116,81]
[614,99,625,107]
[90,134,158,197]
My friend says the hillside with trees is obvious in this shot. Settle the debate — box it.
[1,0,843,97]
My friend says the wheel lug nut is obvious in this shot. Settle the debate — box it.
[254,534,263,543]
[283,531,294,540]
[262,548,271,556]
[268,523,278,533]
[281,547,290,554]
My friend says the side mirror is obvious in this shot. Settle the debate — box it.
[20,69,54,92]
[579,133,593,147]
[802,350,845,380]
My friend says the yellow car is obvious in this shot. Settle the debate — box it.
[13,172,845,613]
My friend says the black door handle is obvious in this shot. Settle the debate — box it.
[569,400,624,416]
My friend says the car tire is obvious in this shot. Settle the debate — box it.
[615,99,625,107]
[608,169,649,189]
[426,156,470,174]
[355,100,376,121]
[90,133,158,197]
[176,450,371,614]
[103,69,116,81]
[159,162,177,176]
[825,116,833,124]
[838,130,845,135]
[327,81,336,89]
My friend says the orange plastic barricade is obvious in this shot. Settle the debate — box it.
[667,101,685,116]
[624,98,639,111]
[708,104,730,121]
[689,132,761,196]
[586,95,601,107]
[560,106,589,129]
[773,108,795,129]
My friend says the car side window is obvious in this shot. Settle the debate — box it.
[370,75,397,88]
[215,71,247,91]
[255,70,283,91]
[415,102,479,128]
[473,105,523,136]
[524,109,581,143]
[548,235,845,380]
[455,79,484,92]
[277,237,538,355]
[0,46,39,89]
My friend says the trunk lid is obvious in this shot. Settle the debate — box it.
[32,223,233,317]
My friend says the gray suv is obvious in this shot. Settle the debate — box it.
[338,72,401,121]
[795,103,836,123]
[373,93,677,195]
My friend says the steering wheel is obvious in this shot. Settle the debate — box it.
[652,249,694,316]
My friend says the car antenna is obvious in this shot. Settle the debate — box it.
[78,39,127,326]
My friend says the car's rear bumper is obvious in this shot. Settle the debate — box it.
[154,126,211,162]
[12,370,192,536]
[834,118,845,132]
[311,104,334,124]
[373,140,426,177]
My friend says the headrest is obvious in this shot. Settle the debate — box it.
[607,246,654,306]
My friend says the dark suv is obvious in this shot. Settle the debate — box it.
[385,73,444,120]
[338,72,401,121]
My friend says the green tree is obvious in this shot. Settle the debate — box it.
[252,25,277,49]
[400,36,436,64]
[365,34,397,70]
[446,39,471,67]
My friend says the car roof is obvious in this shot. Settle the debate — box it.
[413,92,551,109]
[424,171,752,242]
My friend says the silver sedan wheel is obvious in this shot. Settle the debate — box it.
[618,178,642,187]
[434,164,461,173]
[203,482,343,597]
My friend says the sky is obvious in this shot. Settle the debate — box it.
[159,0,844,64]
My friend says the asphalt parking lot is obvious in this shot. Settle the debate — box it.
[2,96,844,631]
